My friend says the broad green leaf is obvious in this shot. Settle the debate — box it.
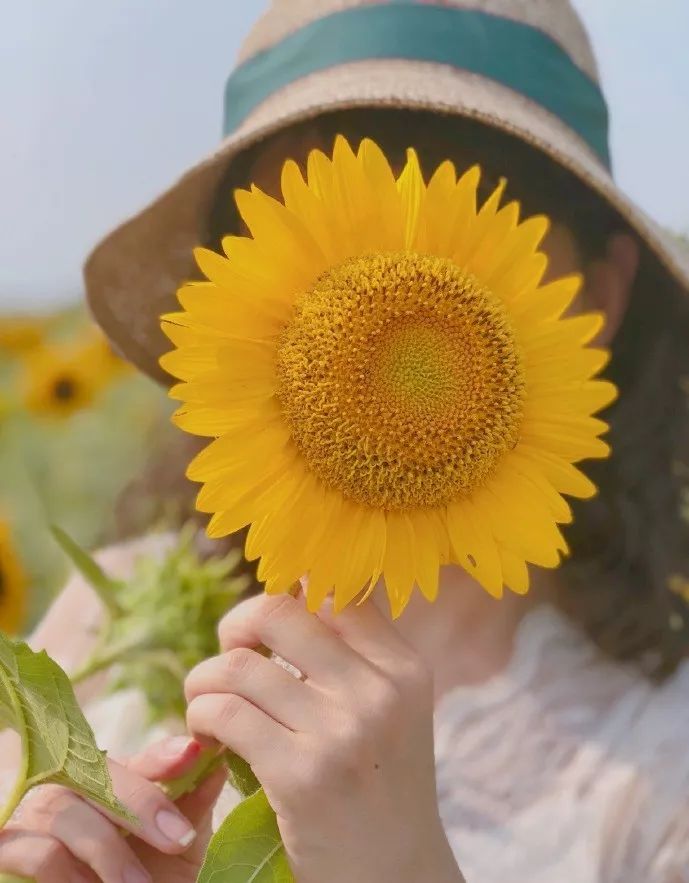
[0,875,31,882]
[197,788,293,883]
[0,632,133,826]
[49,525,123,616]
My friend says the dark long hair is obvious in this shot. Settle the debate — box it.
[119,108,689,679]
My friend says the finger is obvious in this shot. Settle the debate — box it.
[93,758,197,853]
[313,594,420,678]
[174,765,228,829]
[187,692,297,778]
[20,785,152,883]
[185,650,327,731]
[0,828,96,883]
[122,735,203,781]
[135,767,228,870]
[217,593,370,686]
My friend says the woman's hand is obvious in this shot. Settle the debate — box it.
[0,736,225,883]
[185,593,465,883]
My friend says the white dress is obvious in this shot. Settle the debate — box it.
[10,535,689,882]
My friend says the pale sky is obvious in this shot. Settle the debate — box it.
[1,1,687,309]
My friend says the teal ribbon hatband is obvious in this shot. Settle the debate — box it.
[223,4,611,169]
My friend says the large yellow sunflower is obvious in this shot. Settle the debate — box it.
[161,137,614,617]
[0,519,26,635]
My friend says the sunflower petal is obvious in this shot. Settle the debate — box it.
[333,506,387,612]
[517,446,598,498]
[446,498,503,598]
[411,510,442,602]
[511,273,583,322]
[452,177,506,266]
[499,547,530,595]
[397,148,425,250]
[257,473,327,594]
[383,511,418,618]
[474,482,566,569]
[235,185,325,272]
[431,164,481,257]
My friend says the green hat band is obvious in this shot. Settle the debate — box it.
[223,4,611,170]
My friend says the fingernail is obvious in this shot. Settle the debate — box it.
[159,735,195,759]
[155,808,197,846]
[123,865,151,883]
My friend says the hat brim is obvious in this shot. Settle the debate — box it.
[84,59,689,384]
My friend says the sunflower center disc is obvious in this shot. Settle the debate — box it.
[276,252,525,510]
[53,376,77,402]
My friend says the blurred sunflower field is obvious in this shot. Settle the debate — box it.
[0,307,173,633]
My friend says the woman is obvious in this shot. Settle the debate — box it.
[2,1,689,881]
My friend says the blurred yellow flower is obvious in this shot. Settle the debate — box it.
[0,519,26,635]
[0,393,12,422]
[80,331,132,379]
[669,574,689,604]
[0,316,46,355]
[22,342,100,418]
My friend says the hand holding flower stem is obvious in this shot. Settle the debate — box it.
[185,591,465,883]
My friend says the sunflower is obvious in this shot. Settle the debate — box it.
[23,342,99,418]
[161,137,615,617]
[0,392,11,422]
[80,329,132,379]
[0,316,45,355]
[0,519,26,635]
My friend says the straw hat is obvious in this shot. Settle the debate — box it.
[84,0,689,384]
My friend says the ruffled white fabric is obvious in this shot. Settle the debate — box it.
[434,605,689,882]
[6,536,689,882]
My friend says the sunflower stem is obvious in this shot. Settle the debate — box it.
[70,641,143,685]
[50,525,123,618]
[163,748,227,802]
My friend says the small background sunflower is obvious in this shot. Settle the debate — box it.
[0,516,26,634]
[0,307,172,627]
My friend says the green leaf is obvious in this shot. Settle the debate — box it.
[50,525,123,617]
[226,751,261,800]
[197,788,293,883]
[0,874,31,882]
[0,632,134,827]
